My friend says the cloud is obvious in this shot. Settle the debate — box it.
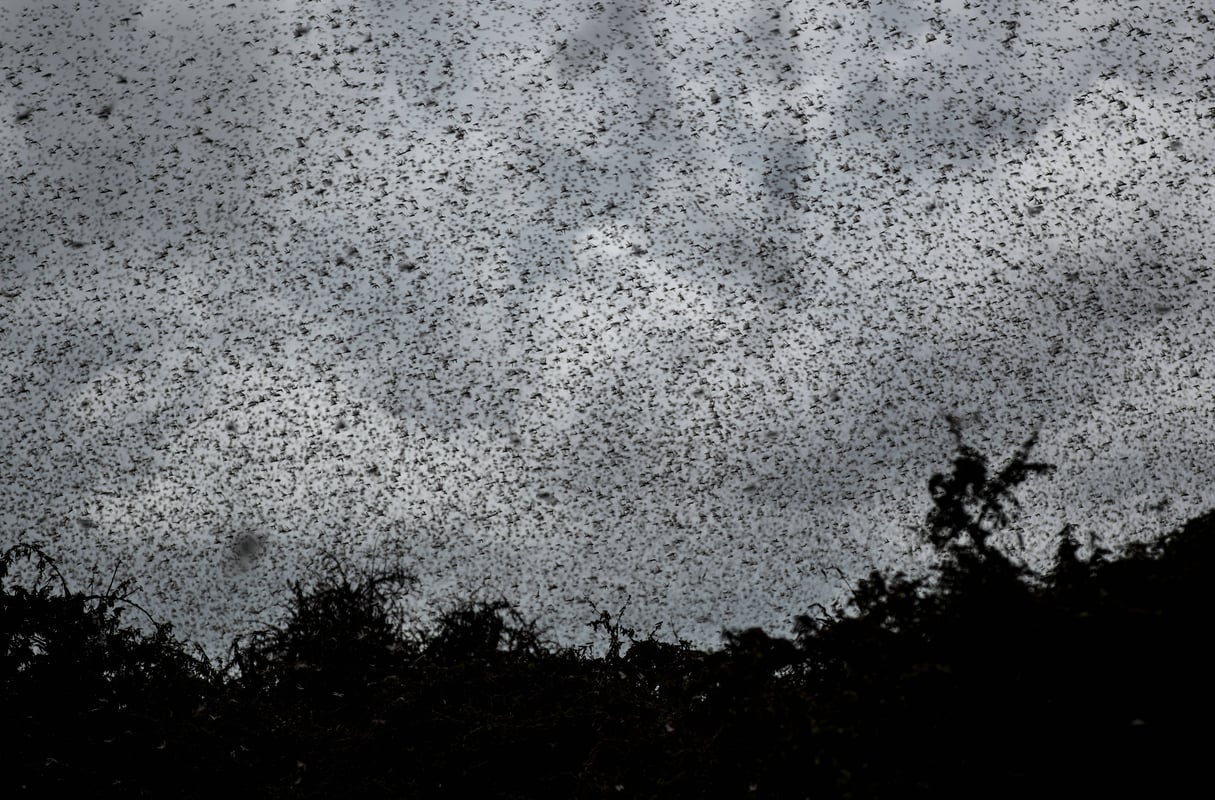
[3,0,1215,655]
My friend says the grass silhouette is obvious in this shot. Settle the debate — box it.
[3,422,1211,797]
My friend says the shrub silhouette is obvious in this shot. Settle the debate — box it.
[1,543,223,797]
[923,414,1056,557]
[3,419,1212,797]
[227,553,416,698]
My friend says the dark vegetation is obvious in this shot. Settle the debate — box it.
[4,418,1212,797]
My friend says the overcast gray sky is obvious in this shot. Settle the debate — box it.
[3,0,1214,656]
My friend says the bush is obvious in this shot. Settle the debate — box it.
[1,543,222,797]
[3,419,1212,797]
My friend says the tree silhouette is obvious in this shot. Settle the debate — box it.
[924,414,1057,556]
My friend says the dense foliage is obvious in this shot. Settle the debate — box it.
[4,426,1211,797]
